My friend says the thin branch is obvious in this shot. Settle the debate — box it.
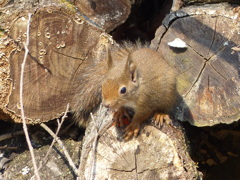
[0,146,18,150]
[0,130,24,142]
[88,112,99,180]
[20,13,41,180]
[37,104,69,171]
[40,122,79,177]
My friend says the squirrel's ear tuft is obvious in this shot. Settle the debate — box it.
[106,43,113,70]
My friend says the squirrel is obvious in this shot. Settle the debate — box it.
[73,42,177,140]
[102,42,176,140]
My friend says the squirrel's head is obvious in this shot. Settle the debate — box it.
[102,48,139,110]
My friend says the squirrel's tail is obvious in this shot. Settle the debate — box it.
[72,58,107,127]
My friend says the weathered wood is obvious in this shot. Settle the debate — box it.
[75,0,131,32]
[4,138,82,179]
[1,7,102,123]
[0,34,15,122]
[3,1,238,179]
[0,0,9,7]
[79,107,199,179]
[0,0,130,124]
[183,0,240,5]
[151,3,240,126]
[173,0,240,10]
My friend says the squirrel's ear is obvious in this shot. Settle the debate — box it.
[130,65,138,83]
[125,52,138,83]
[106,43,113,70]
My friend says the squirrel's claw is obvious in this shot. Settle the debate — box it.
[113,111,124,127]
[153,113,171,127]
[113,107,131,127]
[124,122,140,141]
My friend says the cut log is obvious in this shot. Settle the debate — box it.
[4,2,238,179]
[75,0,131,32]
[0,0,130,124]
[79,107,200,179]
[151,3,240,126]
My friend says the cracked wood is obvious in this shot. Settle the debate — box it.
[152,4,240,126]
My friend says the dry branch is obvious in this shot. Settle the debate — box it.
[0,146,18,150]
[19,13,41,180]
[0,130,24,142]
[34,103,69,177]
[40,122,79,177]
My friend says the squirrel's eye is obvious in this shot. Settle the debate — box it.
[120,87,127,94]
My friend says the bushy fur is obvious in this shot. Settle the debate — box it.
[73,41,146,127]
[73,41,176,128]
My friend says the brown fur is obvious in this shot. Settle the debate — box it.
[73,42,176,132]
[72,42,141,126]
[102,45,177,139]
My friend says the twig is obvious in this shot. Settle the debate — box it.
[20,13,41,180]
[40,122,79,177]
[0,130,24,142]
[0,146,18,150]
[88,112,99,180]
[37,104,69,171]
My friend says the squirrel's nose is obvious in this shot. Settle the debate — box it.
[104,104,110,108]
[102,102,110,108]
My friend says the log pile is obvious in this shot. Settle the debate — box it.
[0,0,239,179]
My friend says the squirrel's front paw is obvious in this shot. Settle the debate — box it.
[153,113,171,127]
[113,107,131,127]
[124,122,140,141]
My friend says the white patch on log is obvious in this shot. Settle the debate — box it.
[168,38,187,48]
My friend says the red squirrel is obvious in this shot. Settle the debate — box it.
[102,43,176,140]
